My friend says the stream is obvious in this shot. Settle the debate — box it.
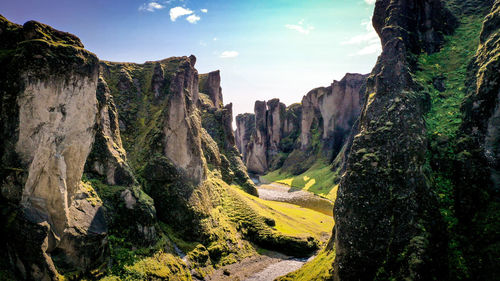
[206,178,332,280]
[244,257,312,281]
[253,177,334,216]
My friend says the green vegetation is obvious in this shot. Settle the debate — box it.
[416,16,483,141]
[100,234,192,281]
[278,247,335,281]
[263,160,339,201]
[227,185,333,242]
[415,15,484,279]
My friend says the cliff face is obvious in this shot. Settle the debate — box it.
[100,56,206,185]
[333,0,457,280]
[199,70,223,109]
[0,16,106,280]
[85,77,136,186]
[301,74,367,155]
[235,113,255,160]
[236,73,366,175]
[198,73,257,194]
[451,1,500,278]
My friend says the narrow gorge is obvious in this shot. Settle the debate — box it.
[1,0,499,280]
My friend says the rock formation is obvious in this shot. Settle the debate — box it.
[198,72,257,194]
[0,15,258,279]
[235,113,255,160]
[85,77,136,186]
[236,73,367,175]
[451,1,500,279]
[0,16,106,279]
[333,0,457,280]
[199,70,223,109]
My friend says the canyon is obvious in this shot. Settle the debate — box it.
[1,0,500,280]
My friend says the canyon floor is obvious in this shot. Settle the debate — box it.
[205,181,334,280]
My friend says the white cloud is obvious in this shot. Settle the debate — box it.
[364,0,376,4]
[342,16,381,56]
[220,51,239,58]
[170,6,193,21]
[139,2,165,12]
[186,14,201,24]
[341,31,378,45]
[285,22,314,35]
[213,37,218,41]
[201,8,208,13]
[355,43,382,55]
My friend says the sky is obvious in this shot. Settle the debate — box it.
[0,0,381,120]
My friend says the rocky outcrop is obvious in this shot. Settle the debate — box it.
[245,101,272,174]
[199,80,257,195]
[236,73,366,175]
[101,56,206,185]
[84,77,135,186]
[333,1,456,280]
[235,113,255,159]
[452,1,500,279]
[300,74,366,153]
[163,56,206,184]
[0,16,106,279]
[199,70,223,109]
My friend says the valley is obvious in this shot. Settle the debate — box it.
[1,0,499,280]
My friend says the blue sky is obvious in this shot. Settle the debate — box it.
[1,0,380,119]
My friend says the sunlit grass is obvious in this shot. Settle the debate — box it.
[228,185,334,242]
[277,247,335,281]
[263,161,338,201]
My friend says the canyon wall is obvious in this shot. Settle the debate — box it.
[333,0,457,280]
[0,17,106,280]
[236,73,367,175]
[0,15,256,279]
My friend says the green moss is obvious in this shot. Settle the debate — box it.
[221,184,328,257]
[415,15,484,279]
[416,16,483,141]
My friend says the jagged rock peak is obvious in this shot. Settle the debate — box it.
[199,70,223,109]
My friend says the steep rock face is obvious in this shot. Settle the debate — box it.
[319,74,366,153]
[199,78,257,195]
[246,101,269,174]
[282,103,302,139]
[453,1,500,279]
[85,77,135,186]
[300,87,324,150]
[0,16,106,279]
[266,99,286,153]
[101,56,206,185]
[199,70,223,109]
[300,74,366,153]
[162,56,205,184]
[235,113,255,159]
[237,73,366,175]
[333,1,456,280]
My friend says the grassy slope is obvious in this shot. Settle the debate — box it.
[227,185,334,242]
[94,173,333,281]
[415,15,483,279]
[278,247,335,281]
[262,160,339,201]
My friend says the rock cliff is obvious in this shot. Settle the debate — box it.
[0,16,106,279]
[333,0,457,280]
[236,73,367,175]
[0,15,259,279]
[235,113,255,160]
[450,1,500,279]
